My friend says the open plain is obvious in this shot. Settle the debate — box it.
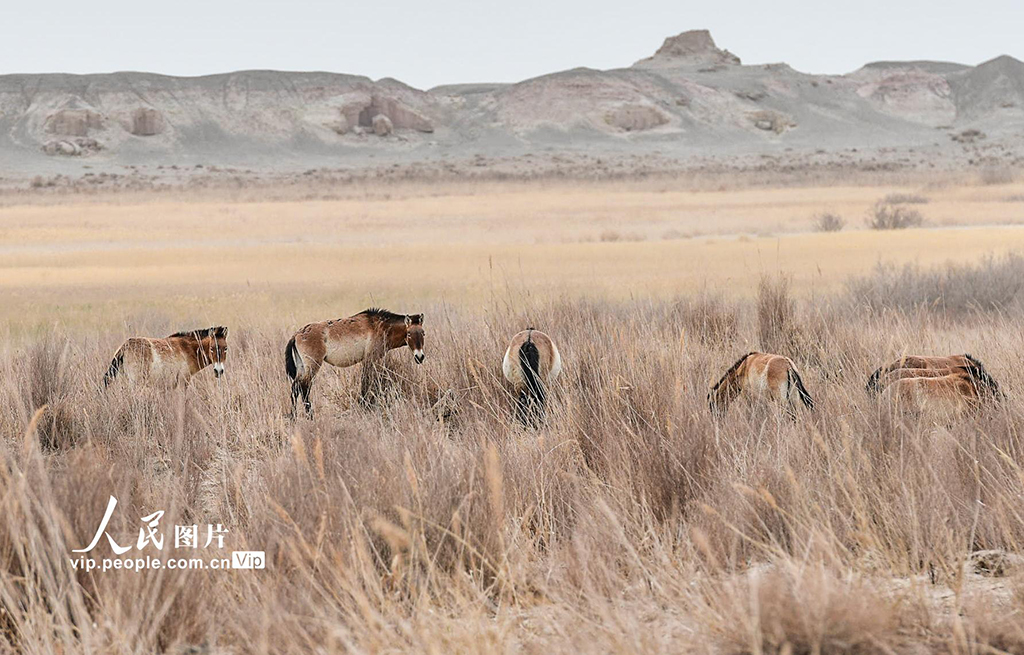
[3,170,1024,652]
[3,174,1024,334]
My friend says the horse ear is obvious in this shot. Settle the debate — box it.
[405,315,412,327]
[215,326,228,338]
[412,314,423,325]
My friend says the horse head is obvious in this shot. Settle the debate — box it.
[405,314,425,364]
[203,326,229,377]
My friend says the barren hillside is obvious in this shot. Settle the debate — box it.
[2,30,1023,177]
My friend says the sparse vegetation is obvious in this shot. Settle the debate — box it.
[598,229,645,242]
[979,166,1018,186]
[867,199,924,230]
[882,192,929,205]
[812,211,846,232]
[952,128,986,143]
[846,252,1024,317]
[749,110,794,134]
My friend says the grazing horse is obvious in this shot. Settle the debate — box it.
[882,364,1002,415]
[878,366,993,390]
[708,352,814,416]
[502,328,562,425]
[285,309,424,415]
[104,326,228,386]
[866,354,989,394]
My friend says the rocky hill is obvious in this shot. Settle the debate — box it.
[1,30,1022,174]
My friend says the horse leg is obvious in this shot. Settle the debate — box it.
[515,389,530,424]
[359,342,388,408]
[291,379,310,417]
[515,388,545,427]
[359,360,383,408]
[301,382,314,417]
[291,360,321,418]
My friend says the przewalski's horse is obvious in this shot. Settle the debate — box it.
[708,352,814,417]
[882,364,1003,415]
[878,365,1001,395]
[104,326,228,386]
[285,309,424,415]
[866,354,990,394]
[502,328,562,425]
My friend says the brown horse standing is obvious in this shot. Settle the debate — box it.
[104,326,228,386]
[882,364,1002,415]
[502,328,562,425]
[285,308,424,415]
[879,366,975,389]
[866,354,988,394]
[708,352,814,416]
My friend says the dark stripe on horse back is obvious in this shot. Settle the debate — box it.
[712,352,756,391]
[169,326,227,339]
[359,308,406,323]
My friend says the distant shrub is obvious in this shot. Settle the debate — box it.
[882,193,928,205]
[867,201,923,230]
[952,129,986,143]
[599,230,644,243]
[979,167,1017,186]
[846,253,1024,317]
[812,212,846,232]
[750,110,794,134]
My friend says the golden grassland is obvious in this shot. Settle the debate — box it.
[1,177,1024,335]
[2,175,1024,652]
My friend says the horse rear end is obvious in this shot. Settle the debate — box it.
[103,338,153,386]
[503,329,562,425]
[709,352,813,417]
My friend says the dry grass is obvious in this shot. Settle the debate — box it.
[847,253,1024,318]
[4,177,1024,652]
[5,178,1024,336]
[3,262,1024,652]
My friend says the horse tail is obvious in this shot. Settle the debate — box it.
[285,337,301,381]
[865,365,884,395]
[789,368,814,410]
[103,348,125,387]
[519,335,544,407]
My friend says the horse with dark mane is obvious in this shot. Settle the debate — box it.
[882,363,1003,415]
[708,352,814,417]
[866,354,991,394]
[104,326,228,386]
[285,308,424,415]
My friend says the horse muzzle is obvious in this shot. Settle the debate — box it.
[213,363,225,378]
[413,350,425,364]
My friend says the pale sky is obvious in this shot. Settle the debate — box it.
[3,0,1021,89]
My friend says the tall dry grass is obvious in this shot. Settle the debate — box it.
[2,264,1024,652]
